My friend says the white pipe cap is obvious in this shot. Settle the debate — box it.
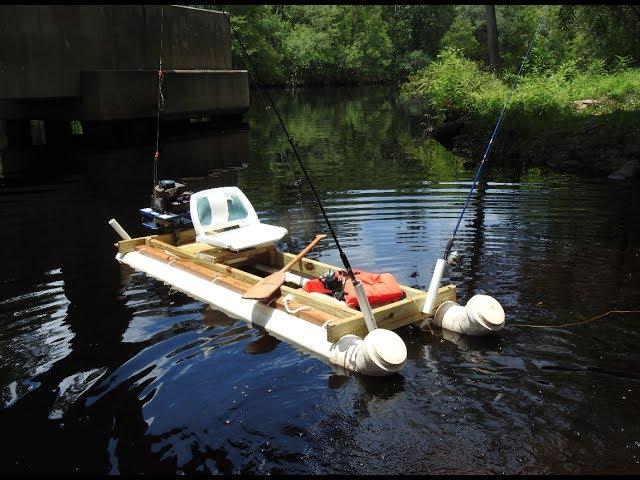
[466,294,505,331]
[364,329,407,371]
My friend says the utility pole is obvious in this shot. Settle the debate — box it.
[485,5,500,71]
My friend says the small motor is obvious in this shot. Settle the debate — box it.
[151,179,192,215]
[140,179,194,231]
[320,270,345,301]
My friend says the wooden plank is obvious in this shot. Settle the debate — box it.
[401,284,429,298]
[177,242,217,256]
[154,237,275,265]
[135,244,336,328]
[145,238,356,320]
[211,244,276,264]
[325,284,456,342]
[271,297,333,327]
[280,287,358,319]
[165,228,196,246]
[373,284,456,319]
[116,229,196,254]
[116,236,151,254]
[150,229,197,247]
[147,237,269,285]
[278,251,336,277]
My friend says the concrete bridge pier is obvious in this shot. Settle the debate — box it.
[0,5,249,148]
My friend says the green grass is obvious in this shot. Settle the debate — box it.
[401,48,640,126]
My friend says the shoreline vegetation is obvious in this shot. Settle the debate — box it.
[211,4,640,179]
[400,48,640,127]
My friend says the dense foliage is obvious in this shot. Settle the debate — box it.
[401,48,640,124]
[204,5,640,87]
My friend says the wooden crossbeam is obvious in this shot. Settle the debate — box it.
[325,284,456,342]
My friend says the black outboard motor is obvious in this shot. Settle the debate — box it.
[151,179,191,215]
[140,179,193,231]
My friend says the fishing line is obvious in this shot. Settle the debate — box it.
[423,8,549,316]
[443,9,548,260]
[281,152,313,242]
[222,11,357,280]
[214,11,311,245]
[517,310,640,329]
[153,6,165,187]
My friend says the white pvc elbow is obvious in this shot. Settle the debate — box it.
[432,294,505,335]
[330,329,407,376]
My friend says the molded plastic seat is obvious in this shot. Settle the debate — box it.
[189,187,287,251]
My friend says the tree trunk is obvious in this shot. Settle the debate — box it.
[485,5,500,71]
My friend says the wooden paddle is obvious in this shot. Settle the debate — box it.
[242,234,327,300]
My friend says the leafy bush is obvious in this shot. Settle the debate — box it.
[401,48,640,125]
[400,48,506,122]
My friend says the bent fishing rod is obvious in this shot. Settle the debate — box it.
[222,11,378,329]
[222,12,353,280]
[423,10,548,315]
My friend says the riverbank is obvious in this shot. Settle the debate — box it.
[402,49,640,180]
[437,111,640,180]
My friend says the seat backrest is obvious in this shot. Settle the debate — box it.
[190,187,260,236]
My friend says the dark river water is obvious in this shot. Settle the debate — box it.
[1,86,639,474]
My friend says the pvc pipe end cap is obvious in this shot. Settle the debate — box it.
[466,294,505,330]
[434,300,460,324]
[365,329,407,369]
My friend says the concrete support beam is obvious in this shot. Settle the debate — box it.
[0,6,248,124]
[80,70,249,121]
[0,5,232,100]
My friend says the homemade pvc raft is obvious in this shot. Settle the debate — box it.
[114,228,493,376]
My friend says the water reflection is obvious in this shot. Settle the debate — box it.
[0,85,638,474]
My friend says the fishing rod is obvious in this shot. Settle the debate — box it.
[221,10,378,329]
[422,9,548,316]
[222,13,355,279]
[153,6,165,187]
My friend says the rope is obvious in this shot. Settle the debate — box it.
[442,8,548,260]
[283,294,312,314]
[163,249,180,260]
[222,10,357,282]
[517,310,640,329]
[153,6,165,187]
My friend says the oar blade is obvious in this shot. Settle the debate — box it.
[242,271,285,300]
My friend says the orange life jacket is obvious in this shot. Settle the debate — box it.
[303,270,405,309]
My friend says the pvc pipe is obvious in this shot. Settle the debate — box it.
[423,258,446,315]
[253,263,310,287]
[108,218,131,240]
[352,279,377,333]
[330,329,406,376]
[116,251,405,376]
[432,294,505,335]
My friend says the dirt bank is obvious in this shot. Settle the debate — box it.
[435,111,640,180]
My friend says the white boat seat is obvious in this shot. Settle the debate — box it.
[197,223,287,251]
[190,187,287,252]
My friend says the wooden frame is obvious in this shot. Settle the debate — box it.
[116,228,457,341]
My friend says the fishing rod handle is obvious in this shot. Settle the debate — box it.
[423,258,447,316]
[352,279,377,333]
